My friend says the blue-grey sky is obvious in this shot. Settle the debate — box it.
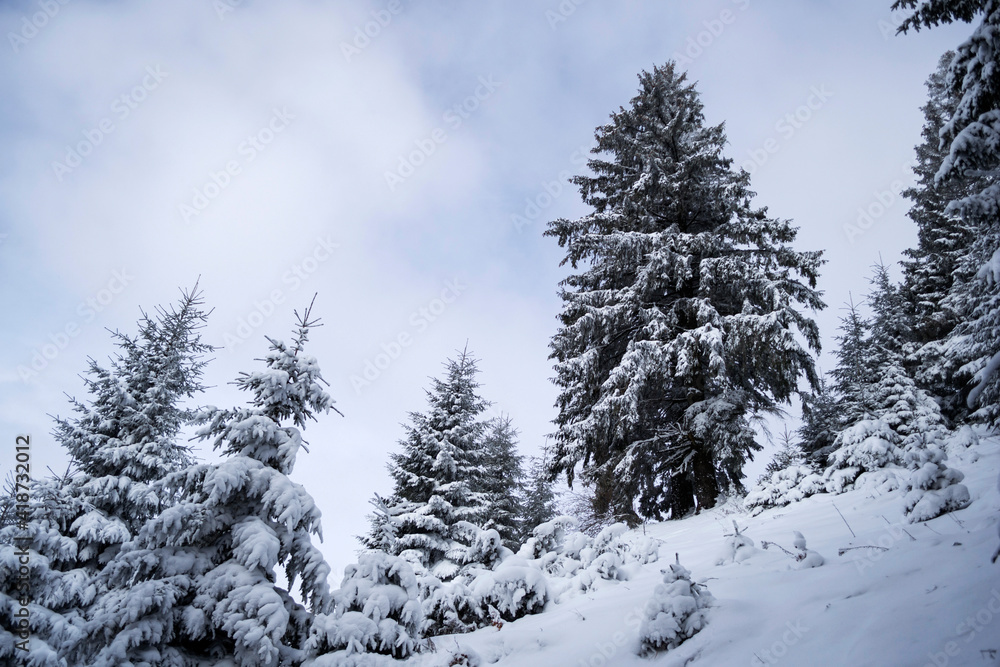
[0,0,971,577]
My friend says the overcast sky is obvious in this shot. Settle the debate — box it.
[0,0,972,578]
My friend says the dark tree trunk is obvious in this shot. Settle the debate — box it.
[691,451,719,513]
[593,465,641,527]
[666,473,695,519]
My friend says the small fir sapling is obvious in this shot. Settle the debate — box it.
[715,520,757,565]
[637,554,713,656]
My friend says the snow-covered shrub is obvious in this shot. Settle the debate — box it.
[516,518,658,601]
[744,464,817,514]
[458,527,510,575]
[625,535,662,565]
[582,522,659,568]
[853,469,903,495]
[761,531,824,569]
[715,520,757,565]
[588,523,628,555]
[304,553,423,665]
[518,516,589,580]
[797,473,827,496]
[561,531,592,560]
[420,576,481,637]
[823,466,861,495]
[637,557,713,656]
[791,531,824,569]
[534,549,584,578]
[423,527,550,633]
[573,522,661,589]
[577,523,626,570]
[519,516,579,559]
[440,646,482,667]
[469,556,548,622]
[901,446,971,523]
[944,424,980,452]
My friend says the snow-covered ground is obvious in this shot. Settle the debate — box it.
[419,435,1000,667]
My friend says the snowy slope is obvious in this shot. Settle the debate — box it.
[415,436,1000,667]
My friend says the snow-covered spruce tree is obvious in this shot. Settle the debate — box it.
[519,455,558,541]
[0,286,213,667]
[545,62,824,523]
[829,297,880,428]
[0,467,91,667]
[81,302,338,667]
[825,265,951,485]
[370,349,489,581]
[900,52,978,419]
[637,556,713,656]
[744,430,817,514]
[762,428,808,478]
[304,553,422,665]
[479,415,525,552]
[871,361,949,446]
[867,261,912,368]
[901,444,971,522]
[825,360,950,493]
[797,376,841,464]
[894,1,1000,425]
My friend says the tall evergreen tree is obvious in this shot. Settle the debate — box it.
[0,466,89,667]
[79,302,337,667]
[762,428,808,479]
[829,297,879,427]
[868,260,911,367]
[898,52,978,419]
[894,0,1000,424]
[797,376,841,463]
[370,349,490,581]
[545,62,825,522]
[479,415,525,552]
[900,53,975,344]
[519,454,558,540]
[0,286,213,667]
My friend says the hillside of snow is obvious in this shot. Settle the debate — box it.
[415,435,1000,667]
